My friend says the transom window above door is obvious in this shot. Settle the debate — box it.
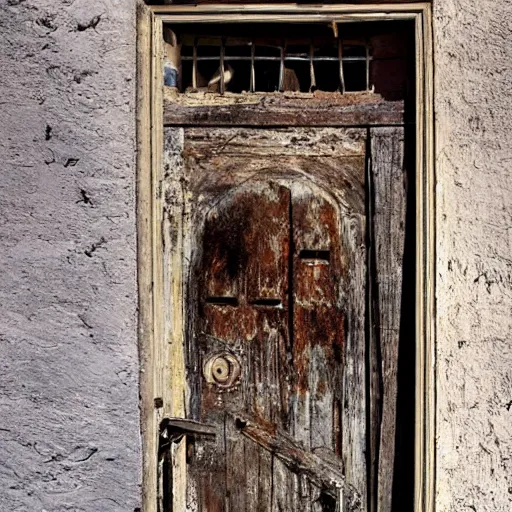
[162,22,410,100]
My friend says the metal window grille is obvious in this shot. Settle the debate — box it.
[175,36,372,95]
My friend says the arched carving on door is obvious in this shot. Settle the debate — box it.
[185,175,365,511]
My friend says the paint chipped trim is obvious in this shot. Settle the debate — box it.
[136,3,435,512]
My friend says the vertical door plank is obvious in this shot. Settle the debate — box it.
[341,212,367,512]
[292,193,345,450]
[292,192,345,510]
[198,183,292,512]
[370,127,406,512]
[161,128,189,511]
[229,183,291,512]
[272,459,298,512]
[238,184,295,512]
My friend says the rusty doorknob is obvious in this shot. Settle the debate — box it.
[203,352,241,388]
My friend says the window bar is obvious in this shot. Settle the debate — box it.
[331,20,339,39]
[220,37,225,94]
[338,38,345,94]
[309,40,316,92]
[365,42,371,91]
[192,38,198,90]
[278,40,285,92]
[182,55,370,63]
[250,41,256,93]
[182,56,369,62]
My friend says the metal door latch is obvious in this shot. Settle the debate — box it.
[158,418,217,511]
[159,417,217,451]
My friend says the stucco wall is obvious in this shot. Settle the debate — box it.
[1,0,512,511]
[434,1,512,511]
[0,1,141,511]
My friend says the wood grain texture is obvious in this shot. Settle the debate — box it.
[160,128,189,511]
[340,197,367,512]
[136,3,156,511]
[164,93,405,127]
[292,194,344,454]
[172,127,367,511]
[369,127,407,512]
[158,122,415,512]
[153,3,430,14]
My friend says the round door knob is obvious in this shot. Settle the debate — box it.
[203,352,241,389]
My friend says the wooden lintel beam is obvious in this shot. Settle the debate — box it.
[164,96,405,126]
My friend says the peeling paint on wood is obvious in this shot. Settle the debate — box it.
[159,122,411,511]
[161,127,368,511]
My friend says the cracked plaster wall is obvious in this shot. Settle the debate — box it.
[0,0,140,511]
[434,1,512,511]
[1,0,512,511]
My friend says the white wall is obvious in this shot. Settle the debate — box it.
[434,0,512,510]
[0,1,141,510]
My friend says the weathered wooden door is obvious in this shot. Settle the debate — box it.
[160,126,406,512]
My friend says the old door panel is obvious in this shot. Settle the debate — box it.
[178,127,367,511]
[183,128,366,218]
[369,127,407,512]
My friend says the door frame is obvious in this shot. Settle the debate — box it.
[136,3,435,511]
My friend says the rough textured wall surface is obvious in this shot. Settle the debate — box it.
[434,1,512,511]
[0,1,140,511]
[1,0,512,511]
